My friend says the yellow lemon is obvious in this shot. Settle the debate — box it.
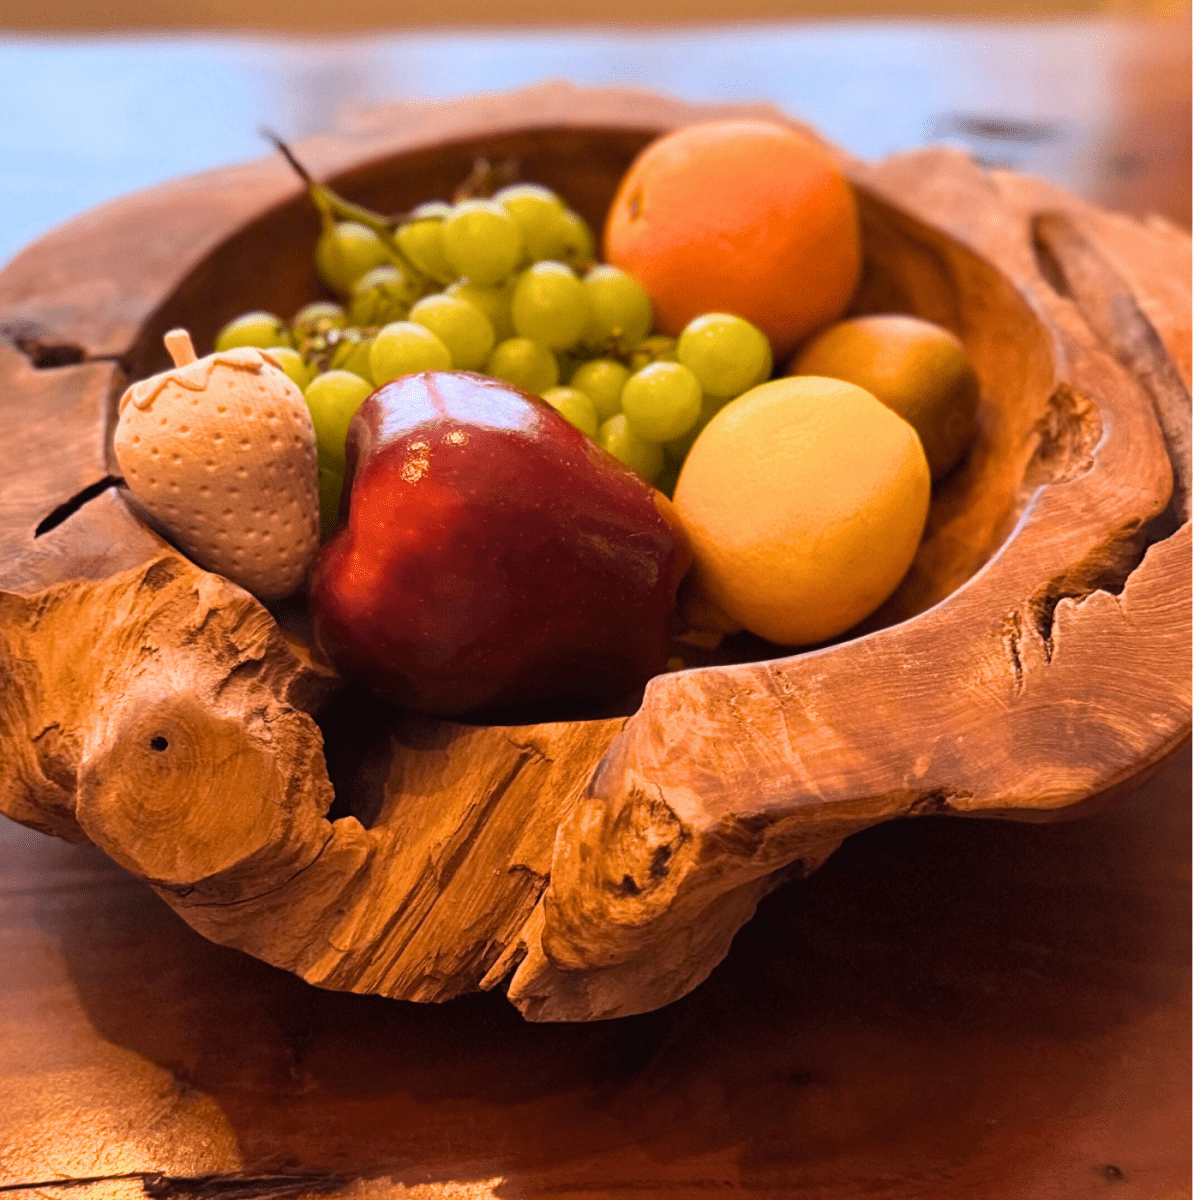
[673,375,930,645]
[789,314,978,481]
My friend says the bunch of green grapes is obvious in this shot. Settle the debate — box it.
[213,167,773,534]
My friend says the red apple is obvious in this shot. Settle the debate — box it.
[308,370,689,721]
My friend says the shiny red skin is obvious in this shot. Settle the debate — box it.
[309,371,684,721]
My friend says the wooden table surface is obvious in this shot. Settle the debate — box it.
[0,18,1191,1199]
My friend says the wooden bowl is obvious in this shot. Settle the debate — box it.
[0,85,1190,1022]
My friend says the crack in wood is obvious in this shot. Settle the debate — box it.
[502,734,552,764]
[906,787,974,816]
[435,749,533,892]
[34,476,124,538]
[1028,591,1059,665]
[1032,506,1181,665]
[0,1174,349,1200]
[1,325,88,368]
[165,827,337,907]
[507,860,549,889]
[1000,610,1025,692]
[1002,481,1183,689]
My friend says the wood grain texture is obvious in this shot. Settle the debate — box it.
[0,85,1190,1022]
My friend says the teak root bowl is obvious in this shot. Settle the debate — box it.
[0,86,1190,1021]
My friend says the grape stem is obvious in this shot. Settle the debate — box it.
[451,156,521,203]
[260,127,432,286]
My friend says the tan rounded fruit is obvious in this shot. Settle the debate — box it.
[673,376,930,645]
[789,314,979,480]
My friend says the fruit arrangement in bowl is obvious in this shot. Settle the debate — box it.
[0,86,1189,1021]
[113,117,983,724]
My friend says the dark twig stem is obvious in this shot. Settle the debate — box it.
[260,127,429,285]
[0,1171,349,1200]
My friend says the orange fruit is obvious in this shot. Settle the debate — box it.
[604,120,861,363]
[673,376,930,645]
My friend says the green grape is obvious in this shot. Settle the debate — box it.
[664,392,729,465]
[303,369,374,470]
[329,330,375,382]
[560,210,595,270]
[446,278,516,342]
[214,311,290,352]
[541,386,599,439]
[266,346,318,392]
[290,301,346,343]
[348,264,422,328]
[628,335,678,373]
[581,265,653,353]
[396,202,457,285]
[598,414,664,482]
[441,199,523,286]
[370,320,453,386]
[676,312,773,397]
[486,337,558,395]
[621,361,703,442]
[408,294,495,371]
[570,358,630,421]
[317,463,344,542]
[316,221,395,294]
[511,261,589,351]
[493,183,569,263]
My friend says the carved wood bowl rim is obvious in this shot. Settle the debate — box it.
[0,83,1190,1022]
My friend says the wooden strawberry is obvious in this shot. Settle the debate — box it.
[114,329,320,600]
